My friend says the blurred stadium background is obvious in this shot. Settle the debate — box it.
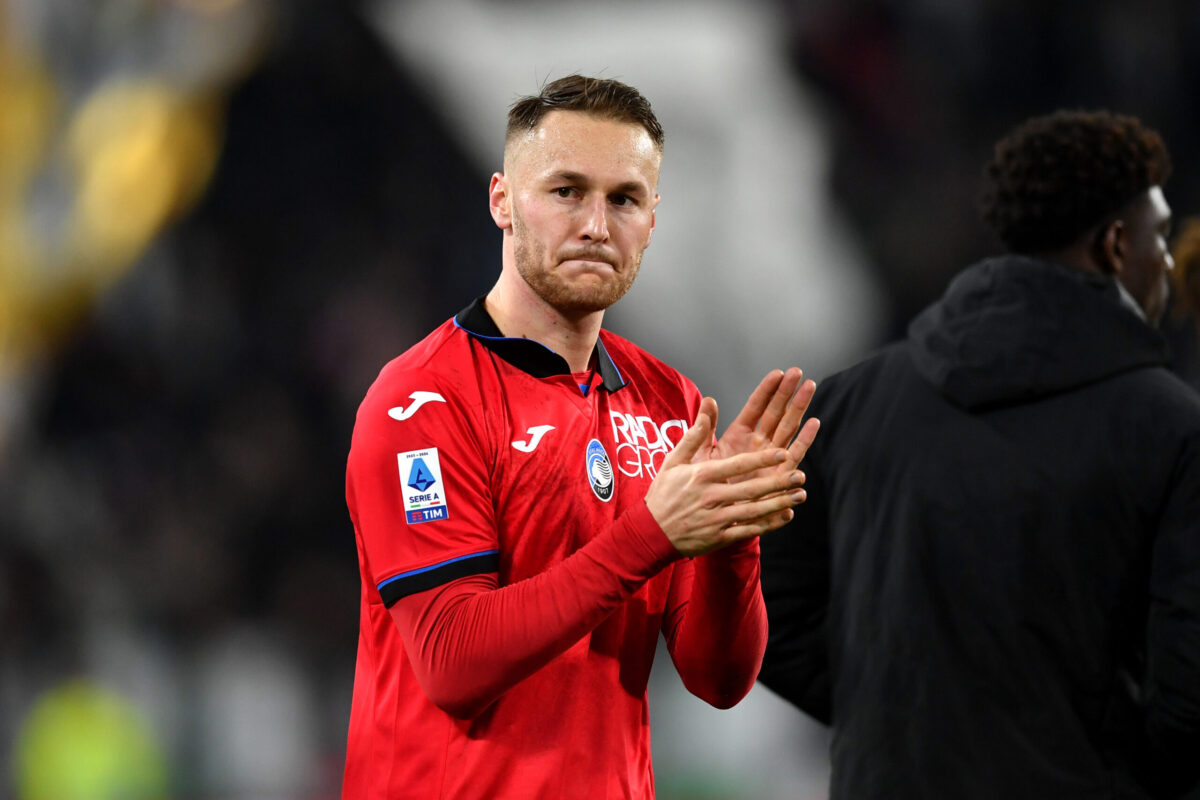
[3,1,1200,798]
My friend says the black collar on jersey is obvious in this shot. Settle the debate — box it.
[453,296,628,392]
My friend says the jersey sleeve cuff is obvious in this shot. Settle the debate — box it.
[621,499,684,572]
[377,550,501,608]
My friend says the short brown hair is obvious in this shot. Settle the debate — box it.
[980,109,1171,253]
[506,74,664,151]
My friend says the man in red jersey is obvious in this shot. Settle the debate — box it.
[342,74,819,799]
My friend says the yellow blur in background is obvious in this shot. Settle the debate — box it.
[0,47,223,367]
[0,0,269,447]
[14,680,169,800]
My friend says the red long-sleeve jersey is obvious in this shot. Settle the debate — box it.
[342,298,767,799]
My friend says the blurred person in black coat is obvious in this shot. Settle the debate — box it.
[759,109,1200,799]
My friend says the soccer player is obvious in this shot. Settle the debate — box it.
[342,74,820,799]
[759,109,1200,798]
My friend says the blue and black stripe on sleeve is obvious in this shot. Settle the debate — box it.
[377,550,500,607]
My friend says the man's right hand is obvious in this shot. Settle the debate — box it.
[644,400,807,557]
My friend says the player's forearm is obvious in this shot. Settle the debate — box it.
[670,540,767,708]
[394,500,680,719]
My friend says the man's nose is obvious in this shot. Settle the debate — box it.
[579,194,609,241]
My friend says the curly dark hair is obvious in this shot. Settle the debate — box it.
[980,109,1171,253]
[506,74,664,152]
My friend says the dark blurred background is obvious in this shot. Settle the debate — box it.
[3,1,1199,798]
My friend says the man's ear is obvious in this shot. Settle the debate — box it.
[489,173,512,230]
[1093,220,1126,275]
[644,194,659,249]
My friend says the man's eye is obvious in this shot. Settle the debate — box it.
[611,194,632,207]
[555,187,575,198]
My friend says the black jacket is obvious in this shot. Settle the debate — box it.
[760,255,1200,799]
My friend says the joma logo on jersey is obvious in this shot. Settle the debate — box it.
[609,411,687,479]
[388,391,446,421]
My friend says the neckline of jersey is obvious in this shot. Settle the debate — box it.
[453,296,627,392]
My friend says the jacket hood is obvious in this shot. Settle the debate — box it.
[907,255,1167,409]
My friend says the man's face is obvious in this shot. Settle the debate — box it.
[1118,185,1174,324]
[497,110,660,315]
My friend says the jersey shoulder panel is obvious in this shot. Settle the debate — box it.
[357,319,482,420]
[598,328,700,403]
[347,318,501,604]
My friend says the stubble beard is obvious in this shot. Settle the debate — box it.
[512,210,640,315]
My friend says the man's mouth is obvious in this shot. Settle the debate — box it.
[561,252,616,269]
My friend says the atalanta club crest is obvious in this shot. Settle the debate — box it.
[585,439,615,502]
